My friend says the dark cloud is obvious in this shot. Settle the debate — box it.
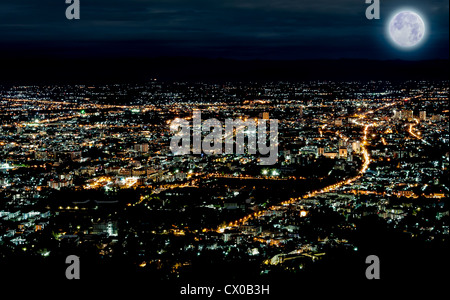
[0,0,448,59]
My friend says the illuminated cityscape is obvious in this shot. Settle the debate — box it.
[1,81,448,290]
[0,0,448,295]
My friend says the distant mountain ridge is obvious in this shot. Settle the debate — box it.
[1,57,448,84]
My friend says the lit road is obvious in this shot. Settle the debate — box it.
[212,101,395,233]
[209,174,305,180]
[408,118,431,145]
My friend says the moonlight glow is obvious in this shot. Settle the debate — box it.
[388,11,425,48]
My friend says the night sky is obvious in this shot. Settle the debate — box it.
[0,0,448,60]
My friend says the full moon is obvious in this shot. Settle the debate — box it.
[388,11,425,48]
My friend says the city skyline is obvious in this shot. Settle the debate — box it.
[1,81,448,291]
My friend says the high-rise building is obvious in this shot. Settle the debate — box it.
[402,110,414,121]
[134,143,149,153]
[393,110,402,120]
[339,148,348,159]
[419,111,426,121]
[431,114,442,122]
[352,141,361,154]
[318,147,324,157]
